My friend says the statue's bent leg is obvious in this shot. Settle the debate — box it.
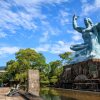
[70,43,88,51]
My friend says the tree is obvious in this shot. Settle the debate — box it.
[59,52,72,64]
[4,48,47,84]
[3,49,72,86]
[48,60,63,85]
[15,49,46,70]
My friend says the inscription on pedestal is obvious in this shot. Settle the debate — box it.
[28,70,40,96]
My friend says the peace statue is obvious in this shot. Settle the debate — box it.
[70,14,100,63]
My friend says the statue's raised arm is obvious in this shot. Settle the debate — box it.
[73,14,84,33]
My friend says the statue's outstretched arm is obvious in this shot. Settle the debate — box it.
[73,14,84,33]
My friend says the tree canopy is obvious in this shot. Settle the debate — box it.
[59,52,72,64]
[4,48,47,83]
[1,48,72,86]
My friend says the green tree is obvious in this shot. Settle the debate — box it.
[4,48,47,84]
[48,60,63,85]
[15,49,46,70]
[3,49,72,86]
[59,52,72,64]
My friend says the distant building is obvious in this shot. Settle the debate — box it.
[0,66,6,73]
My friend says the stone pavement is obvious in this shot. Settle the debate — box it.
[0,88,24,100]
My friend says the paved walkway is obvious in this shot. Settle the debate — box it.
[0,88,24,100]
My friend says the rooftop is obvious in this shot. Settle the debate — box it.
[0,67,5,70]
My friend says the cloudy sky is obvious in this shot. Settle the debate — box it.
[0,0,100,66]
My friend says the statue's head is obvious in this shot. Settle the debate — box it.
[88,18,93,26]
[84,18,93,28]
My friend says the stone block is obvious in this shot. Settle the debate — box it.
[28,70,40,96]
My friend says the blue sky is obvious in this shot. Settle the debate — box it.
[0,0,100,66]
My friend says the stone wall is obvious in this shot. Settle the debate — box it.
[57,59,100,87]
[28,70,40,96]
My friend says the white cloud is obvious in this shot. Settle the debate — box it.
[81,0,100,15]
[41,20,62,36]
[0,0,70,38]
[50,41,71,54]
[72,35,82,41]
[0,0,44,34]
[0,7,37,31]
[81,0,88,3]
[67,30,82,41]
[35,44,50,52]
[15,0,69,5]
[39,31,49,43]
[59,10,70,25]
[0,33,7,38]
[0,46,20,55]
[35,40,72,54]
[61,18,69,25]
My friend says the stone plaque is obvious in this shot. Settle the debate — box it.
[28,70,40,96]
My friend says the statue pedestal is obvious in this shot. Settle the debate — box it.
[58,59,100,88]
[70,59,100,80]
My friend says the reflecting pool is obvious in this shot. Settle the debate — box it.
[40,88,100,100]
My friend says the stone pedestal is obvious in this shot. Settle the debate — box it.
[70,59,100,80]
[28,70,40,96]
[58,59,100,87]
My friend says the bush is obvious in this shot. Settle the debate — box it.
[50,78,58,84]
[40,80,50,85]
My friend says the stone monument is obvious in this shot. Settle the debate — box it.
[69,14,100,79]
[57,15,100,89]
[28,70,40,96]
